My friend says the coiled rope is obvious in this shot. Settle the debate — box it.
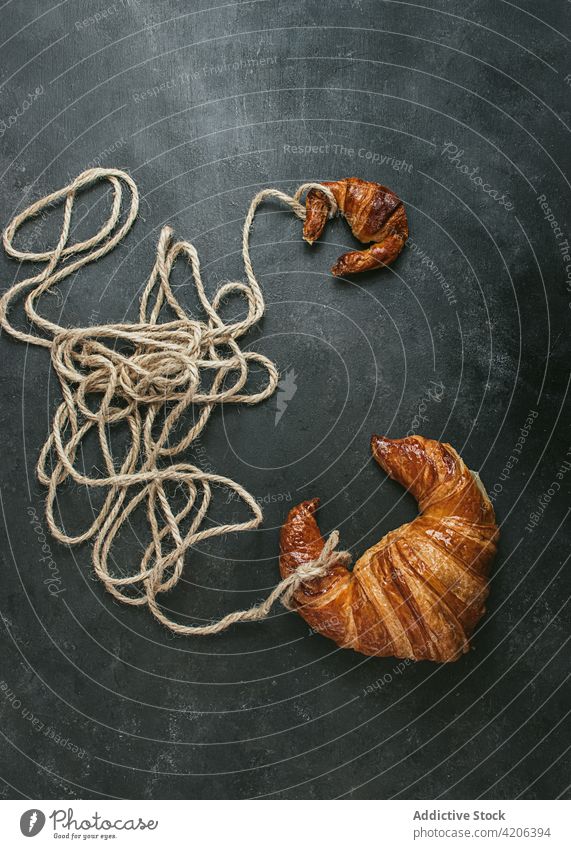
[0,168,348,635]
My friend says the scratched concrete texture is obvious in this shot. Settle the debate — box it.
[0,0,569,799]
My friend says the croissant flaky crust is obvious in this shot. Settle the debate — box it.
[303,177,409,276]
[279,436,499,662]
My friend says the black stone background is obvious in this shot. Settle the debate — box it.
[0,0,569,800]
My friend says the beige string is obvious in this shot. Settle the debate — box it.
[0,167,348,635]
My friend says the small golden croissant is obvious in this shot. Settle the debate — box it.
[303,177,408,276]
[279,435,498,662]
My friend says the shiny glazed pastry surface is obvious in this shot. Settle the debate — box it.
[279,436,498,662]
[303,177,409,276]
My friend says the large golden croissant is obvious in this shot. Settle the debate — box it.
[279,435,498,662]
[303,177,408,276]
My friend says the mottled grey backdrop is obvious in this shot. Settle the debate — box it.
[0,0,569,799]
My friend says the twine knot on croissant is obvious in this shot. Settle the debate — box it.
[181,530,351,635]
[279,530,351,610]
[0,167,338,635]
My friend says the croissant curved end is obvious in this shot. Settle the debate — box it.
[279,435,499,663]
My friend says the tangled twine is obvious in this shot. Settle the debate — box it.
[0,167,349,635]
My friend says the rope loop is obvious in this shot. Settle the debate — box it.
[1,169,342,635]
[293,181,338,218]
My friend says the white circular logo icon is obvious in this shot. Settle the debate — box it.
[20,810,45,837]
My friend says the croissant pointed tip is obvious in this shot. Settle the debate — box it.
[371,434,435,482]
[331,259,361,278]
[371,434,390,445]
[370,434,394,455]
[304,497,320,513]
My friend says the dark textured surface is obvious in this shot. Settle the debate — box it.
[0,0,569,800]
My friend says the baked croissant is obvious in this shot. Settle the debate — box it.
[279,435,498,662]
[303,177,408,276]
